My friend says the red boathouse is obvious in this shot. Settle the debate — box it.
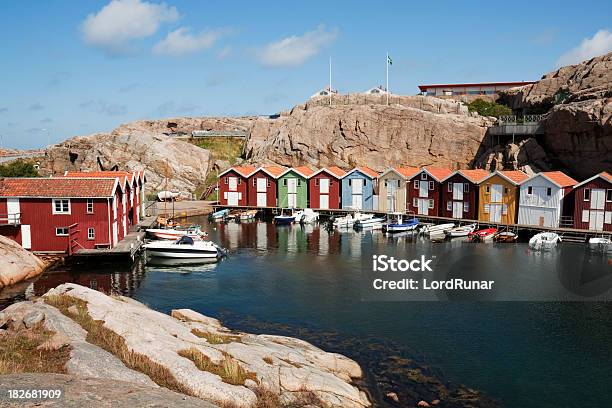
[440,169,489,219]
[219,166,256,206]
[246,166,284,207]
[573,172,612,231]
[407,167,453,216]
[309,167,346,209]
[0,177,123,253]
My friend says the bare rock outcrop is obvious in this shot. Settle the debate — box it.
[1,284,370,408]
[473,138,552,174]
[0,235,45,289]
[498,52,611,178]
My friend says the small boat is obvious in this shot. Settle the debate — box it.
[422,223,455,235]
[494,231,518,243]
[146,225,207,240]
[333,211,374,228]
[354,217,385,230]
[157,190,179,201]
[144,236,226,259]
[294,208,320,224]
[588,237,612,253]
[209,208,229,221]
[447,223,476,238]
[468,228,498,242]
[274,208,297,225]
[383,213,419,233]
[238,209,258,221]
[529,232,561,251]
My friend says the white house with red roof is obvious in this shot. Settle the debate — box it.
[518,171,578,228]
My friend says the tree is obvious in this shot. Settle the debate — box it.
[467,99,512,118]
[0,160,39,177]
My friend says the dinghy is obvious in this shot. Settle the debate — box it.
[383,213,419,232]
[354,216,385,230]
[144,236,226,259]
[209,208,229,221]
[494,231,518,243]
[529,232,561,251]
[447,223,477,238]
[588,237,612,253]
[294,208,320,224]
[146,225,207,240]
[422,223,455,235]
[238,209,258,221]
[468,228,498,242]
[333,211,374,228]
[274,208,297,225]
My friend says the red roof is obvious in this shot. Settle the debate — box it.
[423,167,453,182]
[498,170,529,184]
[233,166,257,177]
[539,171,578,187]
[63,171,134,187]
[355,166,379,178]
[292,166,315,177]
[458,169,490,183]
[317,166,346,178]
[0,177,117,198]
[395,167,420,179]
[262,166,285,178]
[601,172,612,183]
[418,81,537,92]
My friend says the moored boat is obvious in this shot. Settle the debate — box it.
[494,231,518,243]
[447,223,477,238]
[354,216,385,230]
[468,227,498,242]
[146,225,207,240]
[333,211,374,228]
[209,208,230,221]
[144,236,226,259]
[383,212,419,233]
[274,208,297,225]
[588,237,611,253]
[238,209,258,221]
[529,232,561,251]
[294,208,320,224]
[422,223,455,235]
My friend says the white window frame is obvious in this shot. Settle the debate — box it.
[315,179,319,187]
[428,181,434,191]
[414,180,419,189]
[546,187,552,196]
[447,201,452,211]
[88,227,95,240]
[412,198,418,207]
[86,198,94,214]
[421,173,427,180]
[527,186,533,195]
[606,189,612,202]
[464,183,469,193]
[463,202,469,212]
[55,227,69,236]
[52,199,71,215]
[447,183,452,193]
[581,210,589,223]
[428,199,434,209]
[224,176,228,185]
[252,178,257,186]
[267,179,271,187]
[584,188,590,201]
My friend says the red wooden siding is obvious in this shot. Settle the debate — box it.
[573,178,612,231]
[440,174,479,219]
[308,173,341,209]
[219,170,249,206]
[246,170,277,207]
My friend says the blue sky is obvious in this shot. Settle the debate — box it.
[1,0,611,149]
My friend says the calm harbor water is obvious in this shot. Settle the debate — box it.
[3,217,612,407]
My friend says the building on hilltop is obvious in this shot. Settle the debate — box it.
[418,81,536,99]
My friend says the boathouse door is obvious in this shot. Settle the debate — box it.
[256,178,267,206]
[589,189,605,230]
[417,198,429,215]
[227,192,240,206]
[452,201,463,218]
[453,183,463,200]
[287,178,297,207]
[490,204,502,222]
[320,194,329,209]
[419,181,428,198]
[352,179,363,210]
[112,221,118,246]
[20,225,31,249]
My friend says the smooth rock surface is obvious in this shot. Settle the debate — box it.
[0,235,45,289]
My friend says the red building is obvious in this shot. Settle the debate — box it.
[0,177,123,253]
[309,167,346,209]
[246,166,284,207]
[407,167,453,216]
[440,169,489,219]
[573,172,612,231]
[219,166,256,206]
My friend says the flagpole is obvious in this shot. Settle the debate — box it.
[386,52,389,106]
[329,56,332,107]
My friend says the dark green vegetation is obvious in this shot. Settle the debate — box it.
[0,159,39,177]
[191,137,245,200]
[467,99,512,118]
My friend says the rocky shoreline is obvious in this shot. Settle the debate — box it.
[0,235,47,290]
[0,283,371,407]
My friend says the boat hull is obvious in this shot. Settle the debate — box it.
[274,216,295,225]
[146,248,219,259]
[385,224,418,232]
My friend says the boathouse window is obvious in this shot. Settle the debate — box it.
[463,202,469,212]
[414,180,419,189]
[224,177,228,184]
[88,228,95,240]
[504,187,509,195]
[428,181,434,190]
[283,179,287,186]
[421,173,427,180]
[464,183,469,192]
[447,183,452,192]
[581,210,589,222]
[413,198,418,207]
[315,179,319,186]
[396,180,400,188]
[267,180,271,187]
[447,201,452,211]
[87,199,94,213]
[485,185,490,194]
[546,187,552,196]
[484,204,490,213]
[606,190,612,201]
[428,199,434,209]
[584,189,590,201]
[527,186,533,195]
[55,227,69,236]
[253,178,256,186]
[237,179,241,185]
[52,199,70,215]
[297,179,301,186]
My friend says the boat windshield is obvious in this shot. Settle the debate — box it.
[176,236,194,245]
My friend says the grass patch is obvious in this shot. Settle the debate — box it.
[178,347,257,386]
[253,386,324,408]
[191,328,242,345]
[0,324,71,375]
[262,356,273,365]
[192,137,244,164]
[45,294,193,396]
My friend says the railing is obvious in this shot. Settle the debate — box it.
[0,213,21,226]
[497,114,546,124]
[559,216,574,228]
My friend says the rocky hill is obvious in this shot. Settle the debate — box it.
[496,52,611,178]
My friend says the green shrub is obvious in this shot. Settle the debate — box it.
[467,99,512,118]
[0,160,39,177]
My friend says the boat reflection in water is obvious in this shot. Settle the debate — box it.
[145,256,221,272]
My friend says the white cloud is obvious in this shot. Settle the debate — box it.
[256,25,337,67]
[556,29,612,67]
[82,0,179,54]
[153,27,228,56]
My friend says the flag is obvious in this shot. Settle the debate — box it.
[387,55,392,65]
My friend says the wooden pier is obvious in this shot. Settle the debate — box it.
[212,204,611,243]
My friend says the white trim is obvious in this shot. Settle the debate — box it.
[340,168,377,180]
[480,170,528,186]
[573,172,612,189]
[277,167,313,179]
[378,167,408,180]
[52,198,71,215]
[310,167,346,178]
[519,172,577,188]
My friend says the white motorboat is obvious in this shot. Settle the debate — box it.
[144,236,226,259]
[588,237,612,253]
[146,225,207,240]
[238,210,258,221]
[294,208,320,224]
[383,213,419,232]
[157,190,179,201]
[209,208,230,221]
[354,216,385,230]
[447,223,477,238]
[422,223,455,235]
[333,211,374,228]
[529,232,561,251]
